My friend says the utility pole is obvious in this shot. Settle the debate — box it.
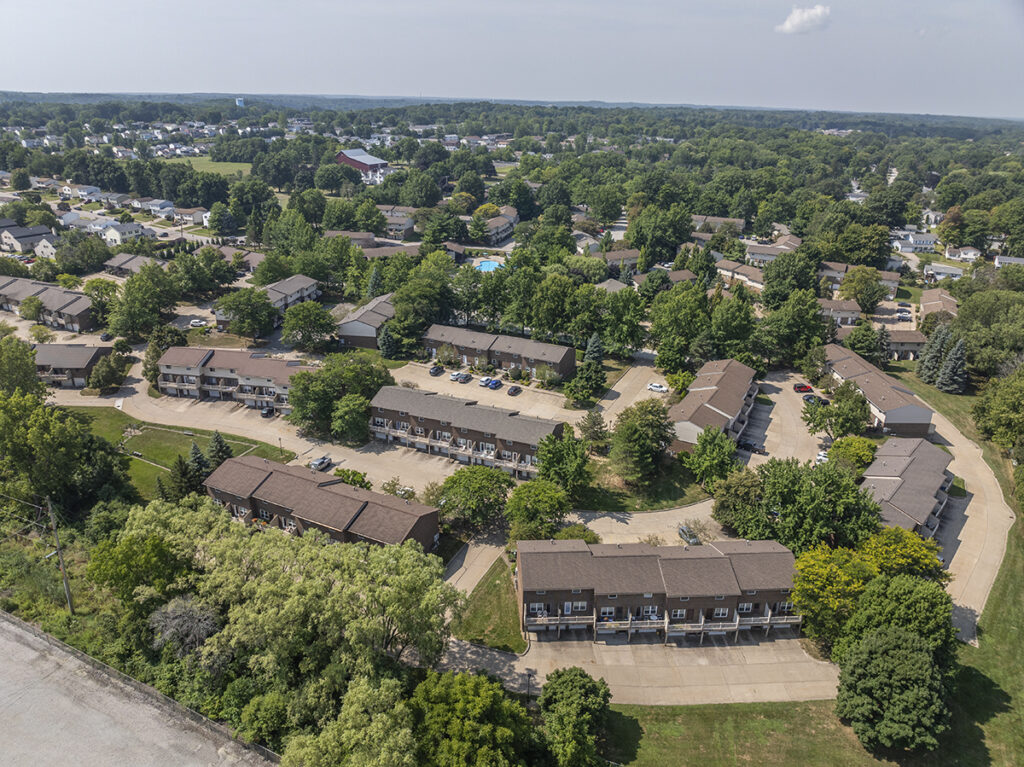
[46,497,74,616]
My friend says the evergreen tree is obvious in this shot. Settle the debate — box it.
[935,338,967,394]
[206,431,234,468]
[154,474,170,502]
[378,323,398,359]
[877,325,891,364]
[583,332,604,364]
[578,409,609,453]
[917,325,951,385]
[166,455,193,501]
[186,441,211,486]
[366,263,384,298]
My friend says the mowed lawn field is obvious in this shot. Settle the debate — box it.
[163,156,251,177]
[67,406,293,499]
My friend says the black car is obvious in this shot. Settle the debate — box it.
[456,373,472,383]
[507,385,522,396]
[802,393,819,404]
[897,302,912,308]
[99,332,113,341]
[261,406,274,418]
[816,397,831,406]
[429,365,444,376]
[678,525,701,545]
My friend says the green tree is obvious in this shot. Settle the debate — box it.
[28,324,54,344]
[18,295,43,322]
[282,300,336,351]
[589,185,623,225]
[10,168,30,191]
[332,467,372,490]
[377,323,398,359]
[86,533,187,615]
[505,479,571,541]
[916,324,951,386]
[683,427,737,491]
[537,431,591,497]
[801,381,870,441]
[87,353,128,390]
[609,399,674,487]
[0,336,43,396]
[83,278,120,326]
[583,333,603,365]
[56,273,83,290]
[436,466,516,529]
[108,264,180,340]
[843,323,882,367]
[835,627,949,752]
[366,263,384,298]
[186,440,212,485]
[331,393,371,444]
[142,324,187,385]
[838,266,887,314]
[287,351,394,435]
[602,287,646,354]
[793,544,877,647]
[564,359,606,404]
[753,289,826,367]
[827,435,877,476]
[539,666,612,767]
[205,430,234,468]
[858,527,950,583]
[935,337,967,394]
[577,410,609,454]
[761,251,817,311]
[215,288,279,341]
[207,201,235,235]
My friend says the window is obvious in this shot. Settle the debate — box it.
[781,589,791,595]
[439,420,448,426]
[572,601,587,612]
[571,589,581,595]
[502,450,512,459]
[643,592,653,598]
[737,603,753,614]
[373,417,386,427]
[671,609,687,620]
[714,595,725,601]
[778,601,794,612]
[746,590,758,596]
[414,427,424,436]
[640,605,658,616]
[536,590,546,595]
[417,416,424,422]
[398,410,407,416]
[600,607,615,618]
[528,603,544,615]
[530,444,538,451]
[461,428,468,433]
[713,607,729,619]
[483,432,492,438]
[257,508,271,521]
[607,594,617,600]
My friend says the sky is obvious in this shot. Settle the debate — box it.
[5,0,1024,120]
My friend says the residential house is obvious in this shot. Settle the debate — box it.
[103,252,169,277]
[215,274,321,330]
[369,385,563,478]
[919,288,958,319]
[423,324,577,379]
[861,438,953,538]
[923,262,964,282]
[743,243,788,267]
[667,359,758,453]
[817,298,861,326]
[173,207,208,226]
[572,230,600,254]
[0,277,94,331]
[335,148,392,185]
[995,254,1024,269]
[324,230,377,249]
[374,205,417,239]
[204,456,439,549]
[824,344,933,436]
[715,260,764,292]
[1,225,52,253]
[486,206,519,245]
[337,293,394,349]
[921,209,945,226]
[945,246,982,263]
[33,235,57,260]
[515,539,800,643]
[887,329,927,360]
[818,261,852,292]
[102,222,144,248]
[691,215,745,232]
[146,199,174,217]
[156,347,314,414]
[32,344,112,388]
[199,244,265,273]
[595,278,629,294]
[598,249,642,271]
[877,270,901,299]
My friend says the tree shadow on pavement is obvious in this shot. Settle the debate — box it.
[439,639,522,689]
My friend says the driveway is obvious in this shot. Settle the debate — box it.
[596,358,668,425]
[572,500,722,544]
[393,362,581,425]
[442,631,838,706]
[0,615,270,766]
[746,370,826,468]
[872,299,916,330]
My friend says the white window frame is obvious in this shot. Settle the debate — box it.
[607,594,617,600]
[737,602,753,614]
[678,596,690,602]
[571,589,581,594]
[643,592,653,598]
[714,595,725,601]
[671,608,687,620]
[778,601,794,612]
[640,605,658,617]
[528,602,544,615]
[535,590,546,595]
[572,601,587,612]
[713,607,730,619]
[599,606,615,618]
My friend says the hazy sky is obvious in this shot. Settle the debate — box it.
[6,0,1024,119]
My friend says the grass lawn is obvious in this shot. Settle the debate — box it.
[949,476,967,498]
[187,327,254,348]
[345,347,407,370]
[164,156,251,177]
[80,201,103,211]
[452,557,526,654]
[67,406,294,499]
[574,458,709,513]
[897,284,923,303]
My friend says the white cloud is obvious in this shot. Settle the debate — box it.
[774,5,831,35]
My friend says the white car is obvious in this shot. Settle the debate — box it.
[189,319,207,328]
[647,383,669,393]
[479,377,492,387]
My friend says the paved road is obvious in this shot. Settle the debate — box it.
[572,500,722,544]
[746,370,826,467]
[596,358,668,425]
[441,630,839,706]
[0,616,270,767]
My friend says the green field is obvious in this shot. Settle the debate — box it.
[452,557,527,654]
[163,156,251,177]
[574,459,709,513]
[67,406,294,499]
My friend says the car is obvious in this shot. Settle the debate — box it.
[449,371,461,380]
[647,382,669,393]
[457,373,472,383]
[793,383,813,393]
[488,378,503,390]
[159,231,168,238]
[817,397,831,406]
[309,455,332,472]
[802,393,819,404]
[896,308,912,315]
[260,407,274,418]
[429,365,444,376]
[99,332,113,342]
[898,315,913,322]
[815,455,829,464]
[737,440,757,452]
[478,377,492,387]
[677,525,701,545]
[189,319,207,328]
[897,302,912,308]
[507,385,522,396]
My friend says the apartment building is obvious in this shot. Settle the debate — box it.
[204,456,439,549]
[715,259,764,291]
[33,343,112,388]
[632,269,697,288]
[423,324,577,379]
[374,205,416,239]
[824,344,933,436]
[156,347,314,414]
[817,297,861,326]
[668,358,758,452]
[598,249,642,270]
[1,225,52,253]
[887,329,927,360]
[862,438,953,538]
[103,252,168,277]
[920,288,958,319]
[369,385,563,478]
[337,293,394,349]
[691,214,745,232]
[515,539,800,644]
[0,277,94,331]
[214,274,320,330]
[486,205,520,245]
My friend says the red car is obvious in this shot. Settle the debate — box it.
[793,383,813,393]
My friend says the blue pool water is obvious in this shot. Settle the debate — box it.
[476,260,502,272]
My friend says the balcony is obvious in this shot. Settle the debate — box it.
[525,614,596,628]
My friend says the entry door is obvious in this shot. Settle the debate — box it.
[564,601,572,615]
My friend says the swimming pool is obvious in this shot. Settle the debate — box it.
[476,260,502,272]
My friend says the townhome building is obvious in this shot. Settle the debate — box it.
[215,274,320,330]
[632,269,697,289]
[886,329,927,360]
[103,252,169,277]
[374,205,416,239]
[360,244,421,261]
[198,244,266,273]
[33,235,57,259]
[1,225,52,252]
[369,385,563,478]
[156,347,314,414]
[920,288,958,319]
[486,206,519,245]
[667,358,758,452]
[817,297,861,326]
[515,539,800,644]
[824,344,933,436]
[0,277,94,331]
[423,324,577,379]
[32,343,112,388]
[861,438,953,538]
[204,456,439,549]
[337,293,394,349]
[598,249,642,271]
[691,215,745,232]
[715,259,764,292]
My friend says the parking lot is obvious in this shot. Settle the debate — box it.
[872,298,917,330]
[744,370,827,468]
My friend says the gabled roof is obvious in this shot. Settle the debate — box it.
[32,343,111,370]
[824,344,931,415]
[668,358,756,433]
[339,293,394,330]
[862,438,951,528]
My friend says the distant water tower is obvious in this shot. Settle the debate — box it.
[235,97,245,108]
